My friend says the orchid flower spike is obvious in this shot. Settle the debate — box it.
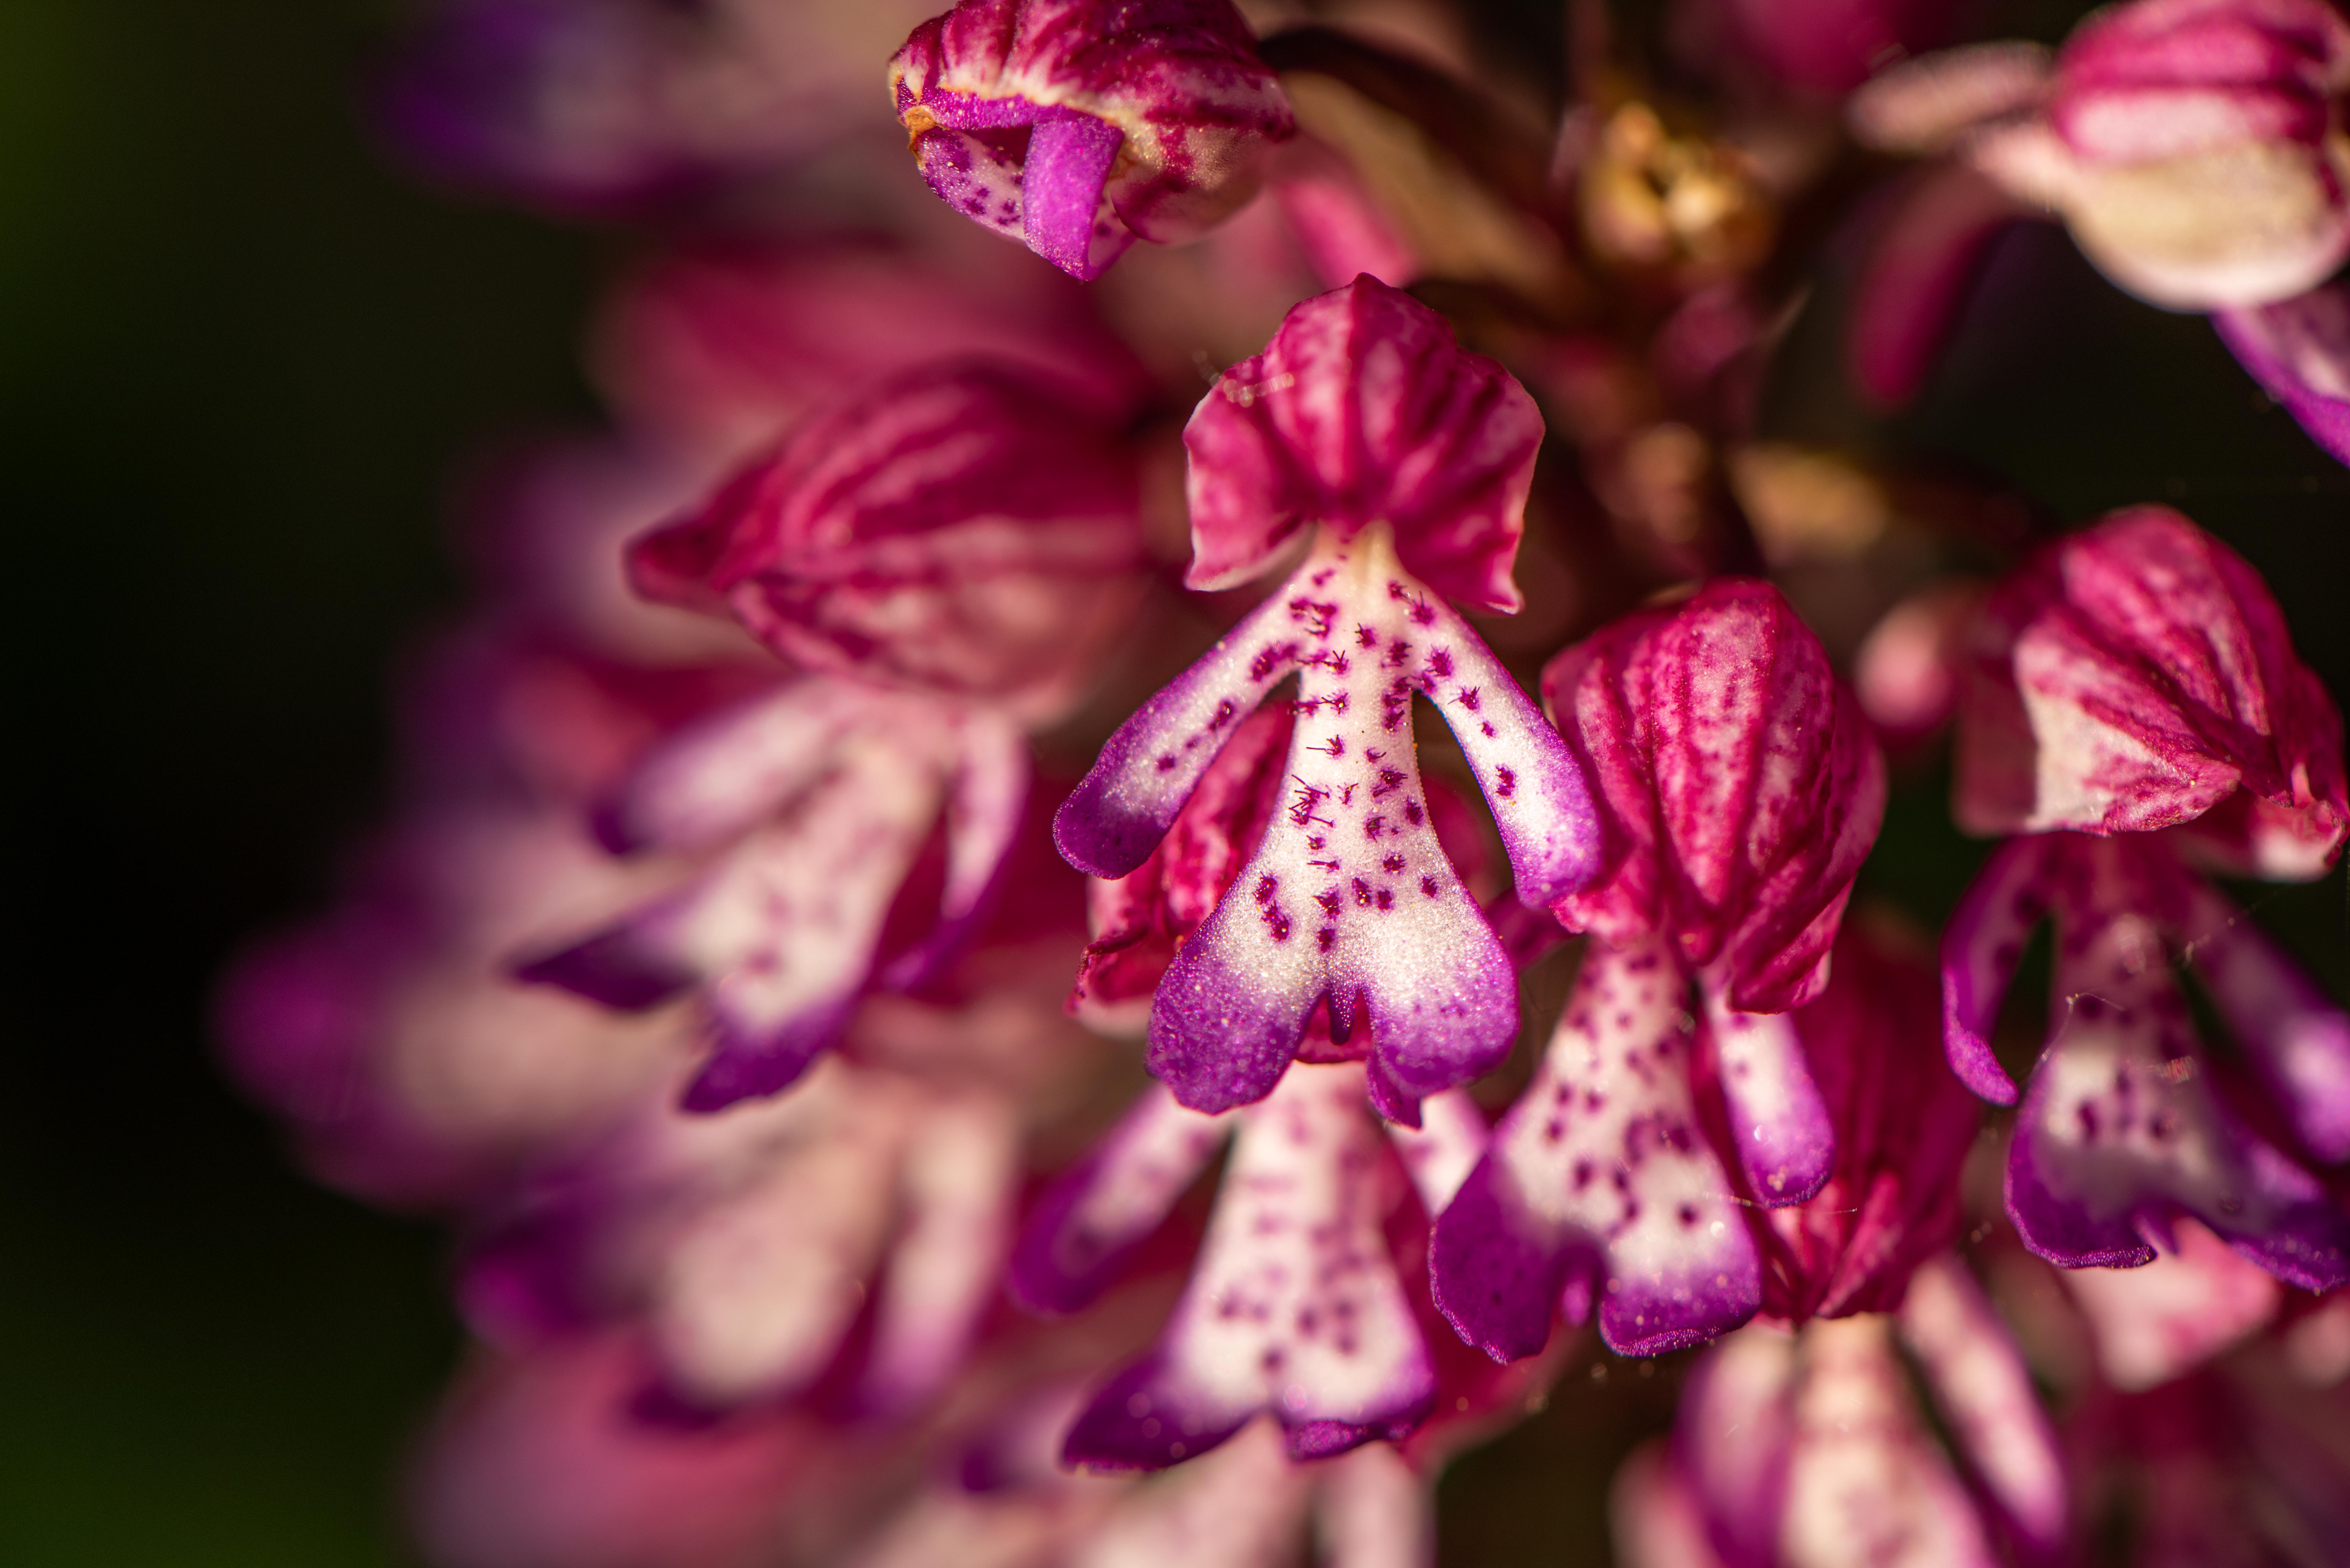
[1614,1260,2066,1568]
[1055,277,1597,1123]
[1944,506,2350,1290]
[1013,1059,1489,1470]
[889,0,1295,280]
[519,363,1143,1112]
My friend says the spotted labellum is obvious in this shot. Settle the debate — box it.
[889,0,1295,279]
[1944,507,2350,1288]
[1015,1062,1489,1469]
[520,363,1143,1111]
[1055,277,1598,1123]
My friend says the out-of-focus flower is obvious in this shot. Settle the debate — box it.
[381,0,939,211]
[1578,104,1776,285]
[1943,507,2350,1289]
[1016,1060,1489,1468]
[1714,0,1966,97]
[2059,1215,2284,1390]
[2212,277,2350,464]
[591,237,1154,465]
[888,0,1295,279]
[1542,579,1884,1191]
[1056,278,1596,1123]
[1427,582,1888,1365]
[1613,1257,2066,1567]
[1859,0,2350,312]
[520,363,1146,1111]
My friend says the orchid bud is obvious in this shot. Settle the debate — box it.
[888,0,1294,280]
[629,360,1146,723]
[1055,278,1597,1122]
[1953,505,2348,879]
[1968,0,2350,309]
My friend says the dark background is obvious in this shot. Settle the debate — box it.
[4,2,2345,1564]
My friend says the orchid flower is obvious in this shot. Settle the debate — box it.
[1943,506,2350,1289]
[1014,1060,1488,1469]
[889,0,1295,280]
[462,1055,1026,1415]
[1056,277,1597,1122]
[1429,579,1886,1365]
[2058,1215,2285,1390]
[1614,1257,2066,1568]
[518,362,1143,1111]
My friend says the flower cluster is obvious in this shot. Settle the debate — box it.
[223,0,2350,1561]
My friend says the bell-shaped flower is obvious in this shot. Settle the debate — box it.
[1056,278,1597,1122]
[1013,1060,1490,1468]
[519,362,1144,1111]
[1541,578,1887,1201]
[1944,507,2350,1289]
[1613,1258,2066,1568]
[888,0,1295,280]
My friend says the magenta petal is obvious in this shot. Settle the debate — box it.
[1061,1357,1255,1472]
[1897,1256,2068,1558]
[1430,939,1760,1361]
[679,1002,856,1112]
[1702,1003,1834,1207]
[1145,901,1322,1113]
[2216,284,2350,467]
[1422,609,1600,908]
[876,714,1031,992]
[1011,1083,1231,1314]
[513,927,697,1012]
[1938,836,2046,1106]
[2183,880,2350,1162]
[1054,585,1306,879]
[1022,113,1125,279]
[1847,164,2025,410]
[1181,278,1545,611]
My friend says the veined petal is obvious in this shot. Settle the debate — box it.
[1897,1255,2068,1557]
[1182,278,1545,612]
[1011,1082,1233,1314]
[1064,1063,1436,1471]
[1938,834,2051,1106]
[1429,937,1760,1362]
[1545,579,1886,1015]
[1702,1001,1835,1207]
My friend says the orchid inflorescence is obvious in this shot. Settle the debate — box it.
[224,0,2350,1561]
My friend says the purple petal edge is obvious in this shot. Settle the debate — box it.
[1022,113,1123,280]
[1940,837,2044,1106]
[1060,1359,1251,1474]
[678,1002,854,1113]
[1429,1154,1584,1363]
[511,927,695,1012]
